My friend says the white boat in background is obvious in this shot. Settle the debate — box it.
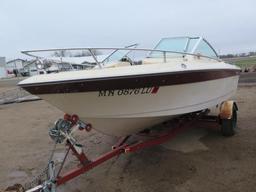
[18,37,240,136]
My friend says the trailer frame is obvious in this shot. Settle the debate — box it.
[6,103,238,192]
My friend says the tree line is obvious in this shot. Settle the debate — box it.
[220,51,256,59]
[52,50,101,57]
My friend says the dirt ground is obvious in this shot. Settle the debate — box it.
[0,84,255,192]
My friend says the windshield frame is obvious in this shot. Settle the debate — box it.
[151,36,219,59]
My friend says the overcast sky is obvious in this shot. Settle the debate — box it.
[0,0,255,59]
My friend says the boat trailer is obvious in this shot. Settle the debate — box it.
[2,101,238,192]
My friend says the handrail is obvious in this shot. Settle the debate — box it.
[21,47,222,68]
[101,43,139,64]
[88,49,102,68]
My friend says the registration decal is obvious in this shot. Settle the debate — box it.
[98,86,159,97]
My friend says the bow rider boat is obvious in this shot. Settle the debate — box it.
[18,37,240,136]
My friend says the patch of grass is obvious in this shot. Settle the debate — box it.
[224,57,256,68]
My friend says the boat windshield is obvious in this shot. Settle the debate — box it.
[149,37,218,59]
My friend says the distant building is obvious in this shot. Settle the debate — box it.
[6,58,27,74]
[0,57,7,78]
[21,60,47,76]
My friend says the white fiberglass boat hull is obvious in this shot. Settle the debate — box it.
[34,75,238,136]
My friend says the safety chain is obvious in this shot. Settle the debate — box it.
[22,116,89,192]
[24,142,57,190]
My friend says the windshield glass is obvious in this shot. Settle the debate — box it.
[149,37,190,58]
[149,37,218,59]
[186,38,198,53]
[155,37,189,52]
[193,40,218,59]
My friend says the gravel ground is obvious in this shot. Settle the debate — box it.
[0,79,255,192]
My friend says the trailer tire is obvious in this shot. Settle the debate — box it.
[221,106,237,137]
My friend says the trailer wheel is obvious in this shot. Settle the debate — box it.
[221,106,237,137]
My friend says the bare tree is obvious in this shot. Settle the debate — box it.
[52,50,72,57]
[52,49,101,57]
[72,50,101,57]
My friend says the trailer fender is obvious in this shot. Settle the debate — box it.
[219,100,238,120]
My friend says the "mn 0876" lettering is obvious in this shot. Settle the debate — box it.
[98,86,159,97]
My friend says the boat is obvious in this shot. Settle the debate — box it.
[18,36,240,136]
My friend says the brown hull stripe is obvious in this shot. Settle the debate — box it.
[20,69,240,95]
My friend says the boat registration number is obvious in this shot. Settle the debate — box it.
[98,86,159,97]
